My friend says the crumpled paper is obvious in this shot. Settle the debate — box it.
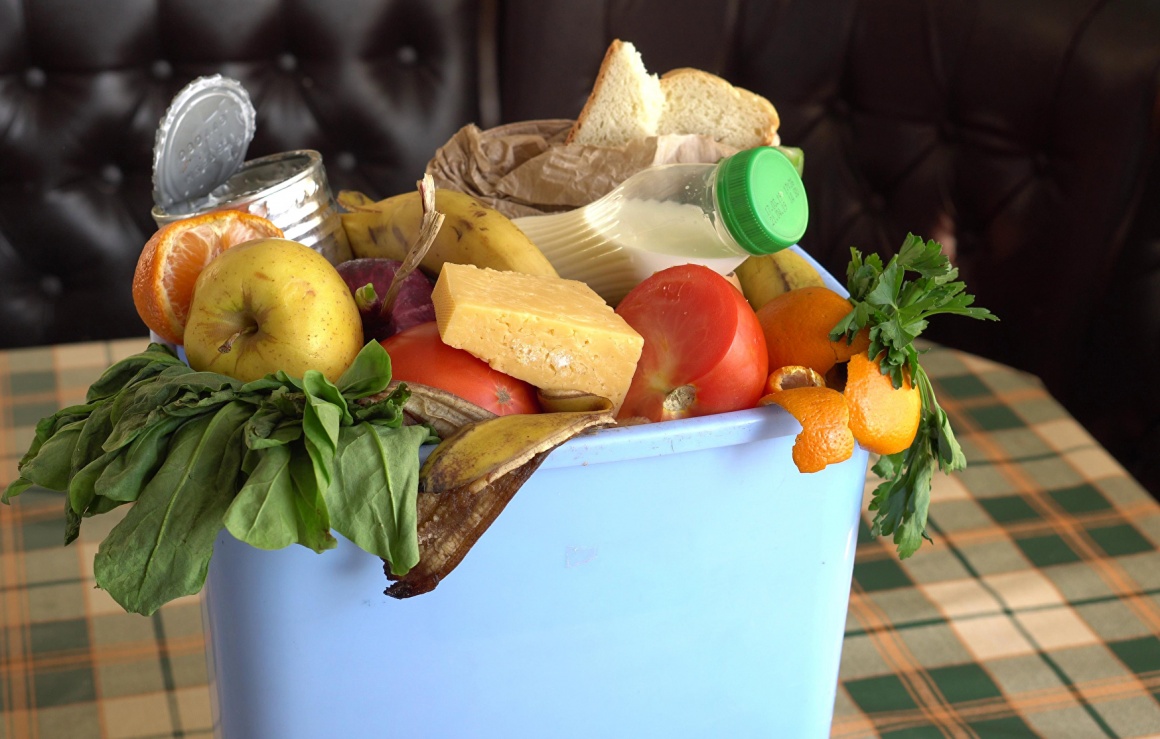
[425,120,740,219]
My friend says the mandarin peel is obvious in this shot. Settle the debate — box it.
[764,386,854,474]
[845,350,922,456]
[764,364,827,394]
[760,351,921,473]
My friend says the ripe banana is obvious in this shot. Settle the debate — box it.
[336,190,388,213]
[734,248,825,312]
[340,189,559,278]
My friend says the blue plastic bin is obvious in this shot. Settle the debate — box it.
[200,249,871,738]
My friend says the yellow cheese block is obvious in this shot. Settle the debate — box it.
[432,263,644,412]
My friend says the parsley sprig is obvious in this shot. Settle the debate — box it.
[830,234,997,558]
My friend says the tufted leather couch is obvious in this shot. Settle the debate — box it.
[2,0,1159,497]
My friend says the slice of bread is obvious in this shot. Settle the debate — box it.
[566,40,781,149]
[658,68,780,148]
[565,40,664,147]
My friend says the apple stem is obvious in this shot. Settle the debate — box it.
[381,173,445,318]
[219,326,257,354]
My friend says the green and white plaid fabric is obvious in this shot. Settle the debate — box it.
[1,340,212,739]
[2,339,1158,738]
[833,347,1160,739]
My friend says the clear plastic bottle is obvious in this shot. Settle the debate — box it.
[512,146,808,305]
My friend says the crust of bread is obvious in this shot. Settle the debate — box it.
[659,68,780,147]
[566,41,623,145]
[565,40,661,146]
[566,41,781,149]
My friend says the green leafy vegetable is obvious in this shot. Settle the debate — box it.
[17,419,87,494]
[225,443,301,550]
[328,422,435,575]
[93,401,253,614]
[2,340,434,615]
[337,341,395,399]
[830,234,997,558]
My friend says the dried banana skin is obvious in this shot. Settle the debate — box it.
[393,381,496,438]
[384,450,550,599]
[383,406,615,599]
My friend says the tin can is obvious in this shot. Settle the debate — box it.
[151,149,352,264]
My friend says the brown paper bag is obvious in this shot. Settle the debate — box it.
[425,120,739,219]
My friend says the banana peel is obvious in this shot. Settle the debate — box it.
[420,408,613,496]
[340,188,559,278]
[734,248,825,312]
[385,405,615,598]
[393,381,497,438]
[536,388,615,414]
[336,189,393,213]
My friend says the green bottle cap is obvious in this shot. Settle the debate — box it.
[715,146,809,255]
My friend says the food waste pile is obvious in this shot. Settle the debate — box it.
[1,43,994,616]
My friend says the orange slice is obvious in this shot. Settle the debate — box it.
[132,210,283,344]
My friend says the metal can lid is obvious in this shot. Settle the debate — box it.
[152,75,256,209]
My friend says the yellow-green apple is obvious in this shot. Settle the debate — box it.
[184,238,364,382]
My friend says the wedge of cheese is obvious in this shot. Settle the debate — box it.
[432,263,644,412]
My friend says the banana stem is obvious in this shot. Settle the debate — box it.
[381,174,445,318]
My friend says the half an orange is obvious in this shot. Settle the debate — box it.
[132,210,283,344]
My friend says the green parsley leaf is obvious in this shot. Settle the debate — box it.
[832,234,997,558]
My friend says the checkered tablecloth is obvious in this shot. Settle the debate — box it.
[1,340,210,739]
[2,338,1159,738]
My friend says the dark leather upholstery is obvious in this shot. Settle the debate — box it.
[499,0,1160,497]
[2,0,1159,496]
[0,0,484,347]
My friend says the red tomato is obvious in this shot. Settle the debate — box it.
[381,322,540,416]
[615,264,769,422]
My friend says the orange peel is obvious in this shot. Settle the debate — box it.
[845,350,922,456]
[764,364,827,395]
[763,386,855,473]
